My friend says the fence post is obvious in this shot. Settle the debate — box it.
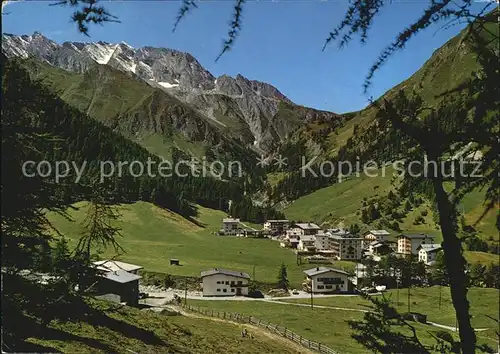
[308,340,311,348]
[223,312,226,319]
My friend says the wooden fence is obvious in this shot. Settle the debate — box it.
[182,304,337,354]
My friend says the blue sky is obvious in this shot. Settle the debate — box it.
[2,0,489,113]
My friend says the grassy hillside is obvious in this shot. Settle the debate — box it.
[465,251,499,265]
[274,15,498,247]
[282,171,395,225]
[47,202,356,288]
[283,168,439,236]
[283,168,497,246]
[326,14,492,159]
[274,22,486,172]
[24,299,301,353]
[460,187,498,239]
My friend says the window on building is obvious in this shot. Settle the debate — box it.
[317,285,324,289]
[216,281,220,284]
[217,289,221,292]
[225,281,229,285]
[231,289,235,292]
[223,289,227,292]
[237,281,242,285]
[325,285,332,289]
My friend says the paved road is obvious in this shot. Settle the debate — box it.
[265,299,370,313]
[141,286,361,301]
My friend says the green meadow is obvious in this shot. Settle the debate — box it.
[47,201,355,287]
[283,168,498,245]
[283,286,499,329]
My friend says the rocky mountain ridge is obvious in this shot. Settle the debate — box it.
[2,31,340,152]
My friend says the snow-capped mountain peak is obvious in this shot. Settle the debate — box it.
[1,31,316,151]
[84,42,118,64]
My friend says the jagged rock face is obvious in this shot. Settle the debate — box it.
[2,32,58,60]
[137,47,215,90]
[2,31,340,152]
[52,43,95,72]
[215,75,243,96]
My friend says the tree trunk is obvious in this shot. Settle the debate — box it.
[431,169,476,353]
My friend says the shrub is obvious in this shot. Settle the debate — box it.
[413,216,425,225]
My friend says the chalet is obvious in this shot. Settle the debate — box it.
[93,266,142,305]
[298,235,317,252]
[201,268,250,297]
[368,241,397,255]
[418,244,442,265]
[291,223,321,236]
[302,267,351,293]
[284,230,301,248]
[364,230,391,243]
[94,260,143,275]
[397,234,435,255]
[263,219,290,234]
[328,228,351,238]
[220,218,241,235]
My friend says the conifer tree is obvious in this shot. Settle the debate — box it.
[277,262,290,291]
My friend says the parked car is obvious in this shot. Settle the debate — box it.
[248,290,265,298]
[292,289,299,295]
[138,292,148,299]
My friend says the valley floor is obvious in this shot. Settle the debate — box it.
[46,201,499,353]
[47,201,356,288]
